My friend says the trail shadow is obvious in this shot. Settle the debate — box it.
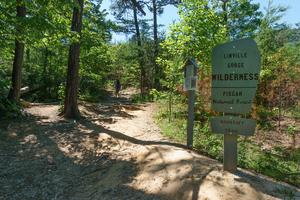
[77,119,300,200]
[79,94,147,121]
[0,115,165,200]
[78,119,187,149]
[129,145,219,200]
[2,98,299,200]
[108,96,133,104]
[135,145,299,199]
[191,167,216,200]
[235,170,300,199]
[80,103,136,120]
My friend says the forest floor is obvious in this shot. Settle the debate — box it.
[0,88,299,200]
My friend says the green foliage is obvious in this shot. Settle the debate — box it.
[0,68,10,97]
[80,44,111,95]
[157,55,183,92]
[0,98,21,119]
[0,54,21,119]
[286,125,297,136]
[157,0,226,121]
[58,84,65,102]
[161,0,225,65]
[156,108,187,142]
[156,99,300,186]
[290,105,300,119]
[194,121,223,160]
[0,68,20,119]
[257,0,288,63]
[257,42,300,108]
[132,88,165,103]
[149,89,163,101]
[256,105,274,129]
[237,141,300,186]
[255,1,300,111]
[0,0,114,104]
[0,0,299,188]
[227,0,262,39]
[211,0,263,39]
[132,93,154,103]
[109,42,140,87]
[79,89,111,102]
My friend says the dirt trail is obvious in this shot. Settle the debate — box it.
[0,90,299,200]
[99,103,299,200]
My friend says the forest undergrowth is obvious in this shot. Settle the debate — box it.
[154,95,300,187]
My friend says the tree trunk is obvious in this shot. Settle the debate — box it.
[153,0,160,90]
[132,2,145,94]
[221,0,229,38]
[43,48,49,98]
[63,0,84,119]
[8,0,26,102]
[26,47,30,63]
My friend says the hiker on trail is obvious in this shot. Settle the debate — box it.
[114,79,121,97]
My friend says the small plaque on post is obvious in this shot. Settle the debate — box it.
[184,59,198,91]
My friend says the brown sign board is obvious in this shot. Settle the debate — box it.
[211,38,260,114]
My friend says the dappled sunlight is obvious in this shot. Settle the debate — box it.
[132,145,220,199]
[1,0,299,199]
[1,97,299,199]
[25,105,61,122]
[21,134,38,144]
[80,102,137,121]
[197,170,263,200]
[0,114,164,199]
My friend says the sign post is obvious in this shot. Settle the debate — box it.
[223,134,237,172]
[184,58,198,148]
[211,38,260,172]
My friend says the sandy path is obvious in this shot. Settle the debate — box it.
[88,103,300,200]
[1,97,299,200]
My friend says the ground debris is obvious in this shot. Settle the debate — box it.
[1,90,299,200]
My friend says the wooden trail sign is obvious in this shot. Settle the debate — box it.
[211,38,260,172]
[211,116,256,136]
[212,38,260,114]
[184,58,198,148]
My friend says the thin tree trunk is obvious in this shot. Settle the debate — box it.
[26,48,30,63]
[132,2,145,94]
[153,0,160,90]
[48,50,52,98]
[63,0,84,119]
[221,0,229,38]
[43,48,49,98]
[8,0,26,102]
[168,91,173,122]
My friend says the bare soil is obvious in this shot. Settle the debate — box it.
[0,89,299,200]
[254,117,300,151]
